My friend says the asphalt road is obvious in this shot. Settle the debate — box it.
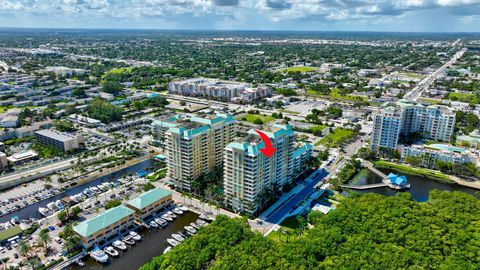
[265,169,328,224]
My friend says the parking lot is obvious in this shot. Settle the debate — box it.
[0,181,57,219]
[285,100,330,115]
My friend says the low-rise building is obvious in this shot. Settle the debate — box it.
[7,150,38,165]
[73,205,135,248]
[126,187,172,220]
[402,144,478,166]
[35,129,84,152]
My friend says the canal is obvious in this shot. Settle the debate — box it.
[67,211,199,270]
[346,168,478,201]
[0,159,160,223]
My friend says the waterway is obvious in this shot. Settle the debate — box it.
[346,168,477,201]
[0,159,160,223]
[67,211,199,270]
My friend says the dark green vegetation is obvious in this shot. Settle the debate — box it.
[141,191,480,270]
[455,111,480,134]
[86,98,123,123]
[329,158,361,189]
[104,199,122,210]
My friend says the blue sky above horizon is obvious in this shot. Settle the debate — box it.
[0,0,479,32]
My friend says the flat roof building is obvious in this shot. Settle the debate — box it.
[35,129,84,152]
[157,114,236,191]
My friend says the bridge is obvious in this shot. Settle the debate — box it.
[341,160,391,190]
[341,182,388,190]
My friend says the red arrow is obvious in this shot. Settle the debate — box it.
[255,129,276,158]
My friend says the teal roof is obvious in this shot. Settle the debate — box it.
[163,114,235,139]
[127,188,172,210]
[293,143,312,158]
[247,124,294,139]
[73,205,134,238]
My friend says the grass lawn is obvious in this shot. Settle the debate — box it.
[417,98,444,105]
[309,125,327,133]
[374,160,452,183]
[240,114,275,124]
[267,216,302,242]
[316,128,355,147]
[446,92,479,104]
[306,88,366,102]
[276,66,318,73]
[0,106,10,113]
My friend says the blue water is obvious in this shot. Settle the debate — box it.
[0,159,158,223]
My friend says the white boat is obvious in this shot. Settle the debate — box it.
[97,184,107,191]
[166,211,177,218]
[149,221,159,228]
[185,226,196,234]
[129,231,141,241]
[38,207,51,217]
[74,259,85,267]
[104,246,119,257]
[47,202,58,212]
[83,188,93,197]
[190,222,200,229]
[55,200,64,210]
[90,187,100,194]
[171,233,185,242]
[199,214,214,222]
[178,204,189,212]
[172,208,183,215]
[10,216,20,226]
[163,246,172,254]
[167,238,179,247]
[112,240,127,251]
[161,214,173,222]
[122,236,135,245]
[155,218,168,227]
[196,220,207,227]
[90,247,109,263]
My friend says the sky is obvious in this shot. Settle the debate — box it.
[0,0,479,32]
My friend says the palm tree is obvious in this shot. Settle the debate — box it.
[38,230,51,254]
[65,236,81,253]
[18,240,31,258]
[27,258,41,270]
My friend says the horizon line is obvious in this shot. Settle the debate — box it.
[0,26,479,34]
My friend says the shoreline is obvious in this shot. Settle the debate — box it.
[374,161,480,190]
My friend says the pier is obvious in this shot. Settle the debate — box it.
[341,160,410,190]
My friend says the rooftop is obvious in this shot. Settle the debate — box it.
[35,129,77,142]
[73,205,134,238]
[126,187,172,210]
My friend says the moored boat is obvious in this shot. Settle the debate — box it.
[122,236,135,245]
[172,207,183,215]
[129,231,141,241]
[163,246,172,254]
[149,221,159,228]
[171,233,185,242]
[167,238,179,246]
[104,246,119,257]
[38,207,51,217]
[90,247,109,263]
[112,240,127,250]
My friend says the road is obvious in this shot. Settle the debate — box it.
[263,169,328,224]
[404,47,467,101]
[0,158,79,190]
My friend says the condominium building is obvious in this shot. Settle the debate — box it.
[160,114,236,191]
[223,124,310,214]
[34,129,84,152]
[168,78,271,103]
[371,100,456,150]
[402,144,478,166]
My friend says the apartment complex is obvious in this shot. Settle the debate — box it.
[223,124,311,214]
[168,78,271,103]
[35,129,84,152]
[158,114,236,191]
[402,144,478,166]
[74,187,172,248]
[371,100,456,150]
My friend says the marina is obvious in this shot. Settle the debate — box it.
[66,211,201,270]
[0,159,159,223]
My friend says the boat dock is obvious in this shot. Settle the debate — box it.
[341,160,410,190]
